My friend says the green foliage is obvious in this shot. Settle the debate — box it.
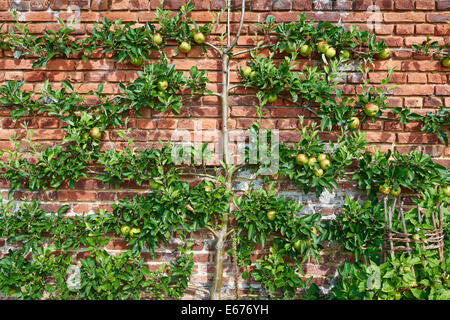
[233,185,326,298]
[353,149,449,198]
[327,197,384,263]
[277,120,366,197]
[0,196,196,300]
[0,133,89,196]
[272,14,386,61]
[0,0,448,301]
[251,245,321,300]
[79,247,194,300]
[331,254,450,300]
[116,55,210,114]
[82,18,156,64]
[411,36,449,60]
[393,106,449,146]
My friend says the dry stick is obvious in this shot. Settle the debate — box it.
[399,198,411,257]
[438,204,444,262]
[232,229,239,300]
[381,196,389,263]
[387,197,395,259]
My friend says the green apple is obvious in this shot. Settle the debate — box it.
[130,56,144,66]
[267,94,277,103]
[340,49,350,59]
[296,153,309,165]
[193,32,205,44]
[313,168,324,177]
[325,47,336,58]
[317,41,329,53]
[308,157,317,166]
[89,127,101,139]
[285,42,296,54]
[149,180,160,190]
[266,210,276,221]
[294,240,302,251]
[120,225,131,236]
[391,186,401,196]
[153,33,163,46]
[317,153,327,162]
[129,227,141,237]
[349,117,360,129]
[442,185,450,197]
[179,41,191,53]
[364,103,379,117]
[320,159,331,170]
[379,47,391,59]
[157,80,168,91]
[300,44,312,57]
[240,66,252,78]
[379,184,391,195]
[441,57,450,68]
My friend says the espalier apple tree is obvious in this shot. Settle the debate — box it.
[0,0,448,300]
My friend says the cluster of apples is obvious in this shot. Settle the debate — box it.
[120,225,141,237]
[295,152,331,177]
[129,31,206,66]
[284,40,352,60]
[378,184,401,196]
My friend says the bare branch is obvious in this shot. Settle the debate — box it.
[206,225,219,237]
[204,41,223,56]
[228,83,245,92]
[232,44,274,57]
[227,0,246,52]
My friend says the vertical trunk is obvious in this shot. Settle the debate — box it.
[210,54,231,300]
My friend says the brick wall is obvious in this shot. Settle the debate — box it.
[0,0,449,298]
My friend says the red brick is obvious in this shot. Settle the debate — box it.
[393,85,434,96]
[58,191,97,202]
[111,0,129,10]
[436,0,450,10]
[50,0,68,10]
[21,12,56,22]
[427,13,450,23]
[252,0,271,11]
[292,0,313,10]
[397,133,438,144]
[384,13,425,23]
[30,0,49,10]
[353,0,372,10]
[395,0,415,10]
[415,24,435,35]
[416,0,435,10]
[402,61,441,71]
[436,85,450,95]
[375,0,394,10]
[395,24,414,35]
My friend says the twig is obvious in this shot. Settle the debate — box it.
[204,41,223,56]
[232,44,274,57]
[227,0,246,53]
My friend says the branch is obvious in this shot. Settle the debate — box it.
[204,41,223,56]
[228,83,245,92]
[206,225,219,237]
[232,44,274,57]
[227,0,246,52]
[187,285,210,295]
[178,172,218,181]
